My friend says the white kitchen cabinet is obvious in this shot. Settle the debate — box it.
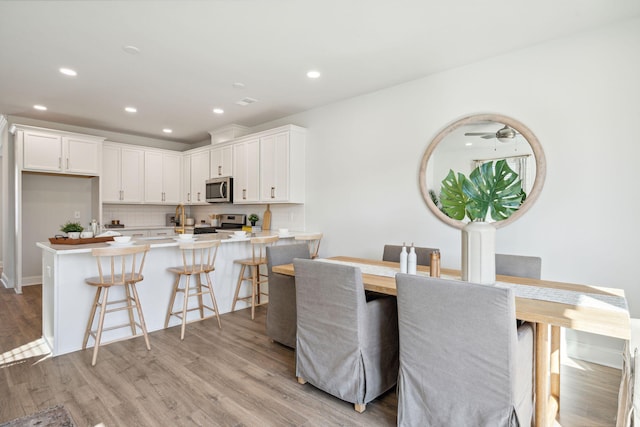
[144,150,181,204]
[232,137,260,203]
[19,127,103,175]
[185,149,210,204]
[210,144,233,177]
[260,131,291,202]
[102,143,144,203]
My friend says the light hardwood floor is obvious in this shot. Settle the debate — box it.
[0,285,622,426]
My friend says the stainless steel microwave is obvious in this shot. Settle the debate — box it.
[206,176,233,203]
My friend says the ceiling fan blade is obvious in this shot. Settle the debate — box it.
[481,135,496,139]
[464,132,493,136]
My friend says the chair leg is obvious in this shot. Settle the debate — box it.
[124,283,137,336]
[297,377,307,385]
[165,274,181,328]
[250,265,258,320]
[196,274,205,319]
[205,272,222,328]
[91,287,110,366]
[354,403,366,413]
[129,283,151,351]
[83,287,101,349]
[231,265,247,312]
[180,275,191,340]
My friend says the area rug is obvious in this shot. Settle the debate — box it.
[0,405,75,427]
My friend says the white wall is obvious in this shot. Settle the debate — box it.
[257,18,640,367]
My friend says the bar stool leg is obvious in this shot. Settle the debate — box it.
[129,283,151,351]
[83,287,102,349]
[232,264,247,312]
[124,284,136,335]
[196,274,205,319]
[205,272,222,328]
[180,275,191,340]
[165,275,181,328]
[250,265,258,320]
[92,287,110,366]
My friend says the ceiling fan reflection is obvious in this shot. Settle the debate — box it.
[464,125,519,142]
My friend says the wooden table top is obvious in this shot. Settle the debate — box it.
[272,256,631,340]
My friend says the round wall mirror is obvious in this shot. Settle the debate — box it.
[419,113,546,229]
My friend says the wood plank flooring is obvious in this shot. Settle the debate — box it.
[0,285,623,426]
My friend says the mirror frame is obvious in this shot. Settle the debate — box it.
[419,113,546,229]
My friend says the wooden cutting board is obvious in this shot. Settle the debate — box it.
[263,204,272,230]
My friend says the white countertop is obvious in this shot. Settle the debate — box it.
[37,231,302,254]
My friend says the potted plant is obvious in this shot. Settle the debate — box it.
[439,159,524,284]
[60,221,84,239]
[248,213,259,226]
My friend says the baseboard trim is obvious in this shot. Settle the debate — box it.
[566,337,624,369]
[21,275,42,287]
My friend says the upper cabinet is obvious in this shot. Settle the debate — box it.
[184,149,210,204]
[15,126,104,175]
[210,145,233,178]
[144,150,181,204]
[102,142,144,203]
[234,125,306,204]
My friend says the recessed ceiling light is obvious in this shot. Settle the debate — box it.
[213,108,224,114]
[125,106,137,113]
[306,70,321,79]
[33,105,47,111]
[123,45,141,55]
[59,67,77,77]
[465,142,473,147]
[232,82,245,89]
[162,128,173,134]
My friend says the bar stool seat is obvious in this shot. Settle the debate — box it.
[83,244,151,366]
[165,240,222,340]
[232,235,279,319]
[295,232,323,259]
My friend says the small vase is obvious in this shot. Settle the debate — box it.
[67,232,81,239]
[461,221,496,284]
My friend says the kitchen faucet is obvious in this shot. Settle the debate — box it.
[175,204,186,234]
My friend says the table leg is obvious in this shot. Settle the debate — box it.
[535,322,558,427]
[550,326,561,409]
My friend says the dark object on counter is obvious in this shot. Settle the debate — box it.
[104,223,125,229]
[49,236,114,245]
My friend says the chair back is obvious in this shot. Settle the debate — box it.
[496,253,541,279]
[395,274,527,425]
[178,240,220,273]
[265,243,310,348]
[382,244,438,266]
[294,233,323,259]
[249,235,279,263]
[90,244,150,285]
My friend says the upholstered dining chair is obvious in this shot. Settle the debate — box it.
[293,258,399,413]
[395,274,534,426]
[382,244,439,266]
[265,243,310,348]
[495,253,542,279]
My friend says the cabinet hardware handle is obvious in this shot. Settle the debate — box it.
[197,192,201,201]
[162,192,165,202]
[188,193,191,202]
[66,158,69,169]
[243,189,246,199]
[120,190,123,201]
[218,165,222,176]
[271,187,275,198]
[58,157,62,169]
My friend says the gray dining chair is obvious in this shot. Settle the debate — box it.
[395,274,534,426]
[495,253,542,279]
[382,244,439,266]
[265,243,310,348]
[293,258,399,413]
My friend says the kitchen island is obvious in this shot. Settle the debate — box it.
[37,231,304,356]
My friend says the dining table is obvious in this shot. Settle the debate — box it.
[272,256,631,427]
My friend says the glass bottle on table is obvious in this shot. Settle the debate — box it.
[408,244,417,275]
[400,243,408,274]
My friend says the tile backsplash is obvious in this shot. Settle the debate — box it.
[103,205,178,227]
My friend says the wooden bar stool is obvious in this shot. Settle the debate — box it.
[83,244,151,366]
[232,235,279,319]
[295,233,323,259]
[165,240,222,340]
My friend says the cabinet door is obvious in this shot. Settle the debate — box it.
[64,136,100,175]
[211,145,233,177]
[162,153,182,203]
[22,131,63,172]
[144,151,164,203]
[235,138,260,203]
[102,145,122,202]
[189,151,210,203]
[120,147,145,202]
[260,132,290,202]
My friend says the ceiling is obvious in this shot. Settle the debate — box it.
[1,1,639,145]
